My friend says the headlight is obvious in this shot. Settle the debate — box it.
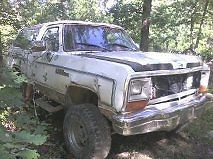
[130,80,143,95]
[128,78,151,102]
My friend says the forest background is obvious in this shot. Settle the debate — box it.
[0,0,212,159]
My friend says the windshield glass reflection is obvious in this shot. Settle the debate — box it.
[64,25,139,52]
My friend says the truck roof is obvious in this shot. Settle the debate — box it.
[27,20,123,30]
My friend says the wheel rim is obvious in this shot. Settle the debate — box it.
[67,117,88,151]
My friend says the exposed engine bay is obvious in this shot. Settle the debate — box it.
[152,71,201,99]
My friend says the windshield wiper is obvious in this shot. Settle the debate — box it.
[76,42,112,52]
[107,43,137,51]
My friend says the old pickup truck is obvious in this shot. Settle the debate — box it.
[8,20,213,158]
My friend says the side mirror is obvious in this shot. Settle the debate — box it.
[31,41,46,52]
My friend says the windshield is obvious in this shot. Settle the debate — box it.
[64,25,139,52]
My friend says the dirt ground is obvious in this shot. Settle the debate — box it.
[38,104,213,159]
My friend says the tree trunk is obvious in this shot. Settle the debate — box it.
[59,0,68,20]
[209,62,213,87]
[0,30,3,68]
[194,0,209,50]
[0,30,3,82]
[140,0,152,52]
[189,0,198,49]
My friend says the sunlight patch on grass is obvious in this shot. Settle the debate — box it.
[0,85,6,90]
[114,151,154,159]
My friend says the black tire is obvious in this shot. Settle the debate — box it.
[63,104,111,159]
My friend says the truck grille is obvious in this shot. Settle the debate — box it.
[151,71,201,99]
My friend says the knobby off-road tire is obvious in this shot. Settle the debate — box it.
[63,104,111,159]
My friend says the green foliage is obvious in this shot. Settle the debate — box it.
[0,125,46,146]
[14,131,47,146]
[0,68,48,159]
[108,0,213,58]
[0,25,17,53]
[0,68,27,108]
[209,87,213,94]
[0,0,20,28]
[0,0,212,60]
[184,106,213,145]
[0,87,23,108]
[0,1,212,158]
[17,149,40,159]
[0,146,14,159]
[150,0,213,54]
[109,0,142,43]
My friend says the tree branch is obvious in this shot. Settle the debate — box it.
[194,0,209,50]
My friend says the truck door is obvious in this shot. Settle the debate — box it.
[32,25,62,88]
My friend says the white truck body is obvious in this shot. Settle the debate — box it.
[8,20,212,135]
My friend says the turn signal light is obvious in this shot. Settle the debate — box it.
[199,85,208,93]
[125,100,148,112]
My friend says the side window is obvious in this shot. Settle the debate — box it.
[43,27,59,52]
[14,28,39,49]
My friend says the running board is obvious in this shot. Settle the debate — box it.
[35,98,63,113]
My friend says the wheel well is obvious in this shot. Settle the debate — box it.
[66,86,98,106]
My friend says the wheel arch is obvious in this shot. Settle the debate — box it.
[65,85,116,122]
[65,85,99,106]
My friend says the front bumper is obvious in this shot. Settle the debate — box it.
[112,93,213,135]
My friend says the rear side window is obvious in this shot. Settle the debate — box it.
[13,28,40,49]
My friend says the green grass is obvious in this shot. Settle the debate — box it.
[184,105,213,142]
[209,87,213,94]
